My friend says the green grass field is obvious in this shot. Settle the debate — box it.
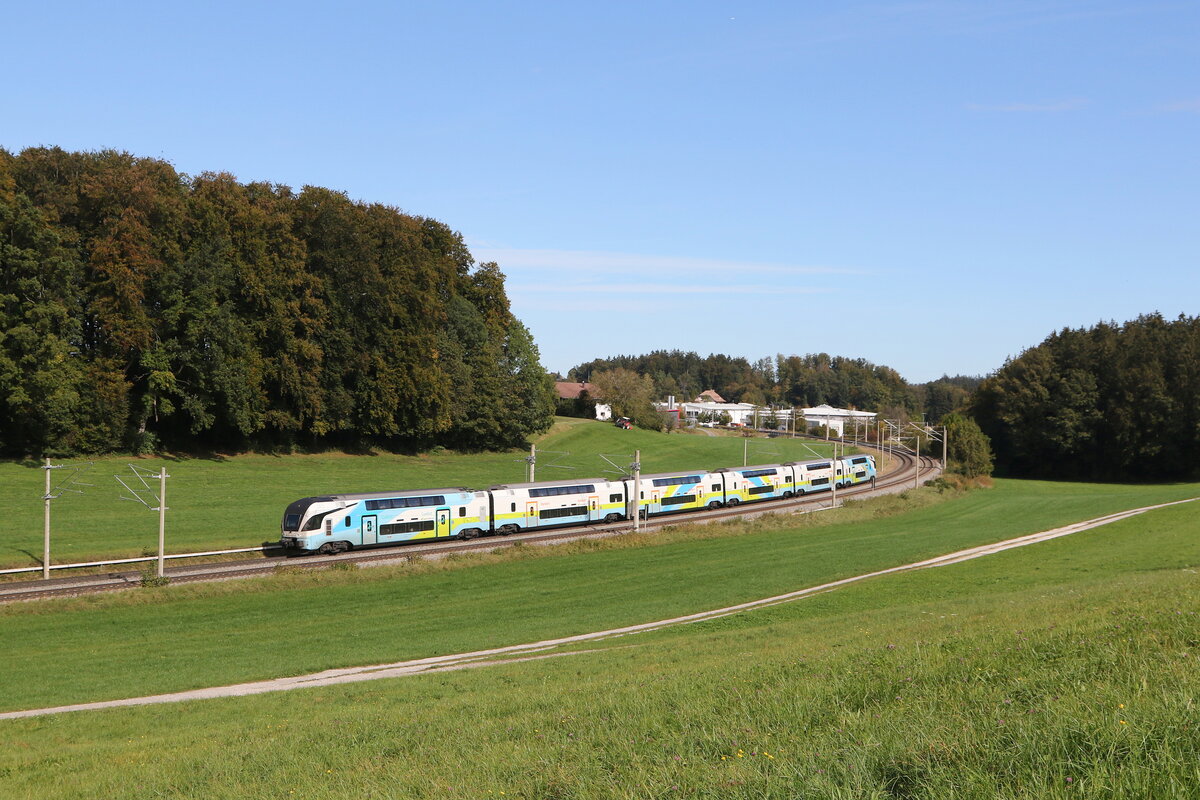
[1,478,1195,711]
[0,419,845,568]
[0,478,1197,798]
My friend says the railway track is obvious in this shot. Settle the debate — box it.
[0,449,940,603]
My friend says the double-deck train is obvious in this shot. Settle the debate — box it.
[280,454,876,554]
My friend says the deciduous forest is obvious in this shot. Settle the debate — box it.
[0,147,555,457]
[971,314,1199,480]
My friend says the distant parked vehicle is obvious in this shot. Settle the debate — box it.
[614,417,633,429]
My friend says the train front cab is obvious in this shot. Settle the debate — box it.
[280,489,488,554]
[842,455,876,487]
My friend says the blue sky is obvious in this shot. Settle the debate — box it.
[4,1,1197,383]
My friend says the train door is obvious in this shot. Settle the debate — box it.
[651,490,661,514]
[361,515,378,545]
[436,508,451,538]
[526,501,538,528]
[588,495,599,521]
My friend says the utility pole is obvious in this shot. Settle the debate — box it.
[528,444,536,483]
[115,464,170,579]
[156,468,168,579]
[42,458,51,580]
[743,435,748,467]
[632,449,641,535]
[942,426,948,471]
[830,440,838,508]
[913,433,921,490]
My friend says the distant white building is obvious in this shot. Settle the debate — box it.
[800,404,877,436]
[655,397,877,436]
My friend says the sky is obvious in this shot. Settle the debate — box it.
[3,1,1197,383]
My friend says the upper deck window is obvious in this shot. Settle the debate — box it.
[528,484,596,498]
[652,476,700,487]
[366,495,446,511]
[741,468,777,478]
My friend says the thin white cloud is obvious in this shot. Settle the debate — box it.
[472,247,867,278]
[510,282,833,296]
[1158,98,1200,113]
[966,98,1089,112]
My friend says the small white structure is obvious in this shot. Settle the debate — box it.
[801,404,877,436]
[594,403,612,422]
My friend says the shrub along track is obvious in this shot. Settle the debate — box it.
[1,494,1191,720]
[0,449,930,603]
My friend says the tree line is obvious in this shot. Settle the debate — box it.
[567,349,975,422]
[0,147,555,457]
[971,314,1199,480]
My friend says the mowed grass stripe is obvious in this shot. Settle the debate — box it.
[0,419,841,567]
[1,487,1197,798]
[1,478,1196,712]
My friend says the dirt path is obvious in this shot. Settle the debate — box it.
[2,497,1192,720]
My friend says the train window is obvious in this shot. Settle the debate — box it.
[511,503,516,512]
[380,520,436,535]
[661,494,696,506]
[741,468,777,478]
[284,514,301,531]
[609,493,622,503]
[540,505,587,519]
[302,511,331,532]
[851,457,868,465]
[811,477,829,486]
[748,486,773,495]
[640,492,645,499]
[711,483,720,491]
[344,516,351,527]
[807,462,831,471]
[529,484,597,498]
[458,507,465,517]
[652,476,699,487]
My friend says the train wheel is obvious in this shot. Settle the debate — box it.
[604,513,622,523]
[499,524,519,535]
[707,500,723,509]
[727,498,740,507]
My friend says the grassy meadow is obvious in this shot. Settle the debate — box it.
[1,477,1195,711]
[0,419,845,569]
[0,478,1196,797]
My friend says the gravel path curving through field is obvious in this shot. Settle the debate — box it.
[2,497,1192,720]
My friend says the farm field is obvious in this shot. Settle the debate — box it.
[0,419,846,569]
[1,477,1195,711]
[0,480,1196,797]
